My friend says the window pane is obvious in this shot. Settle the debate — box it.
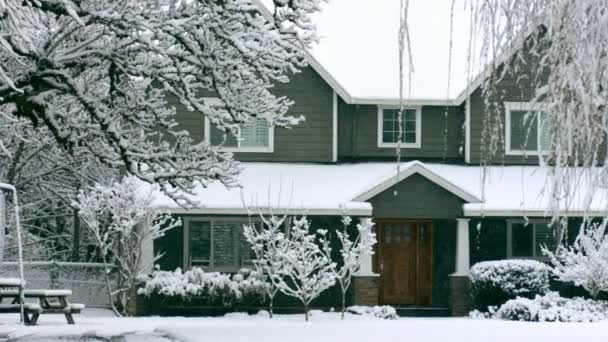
[213,221,238,267]
[239,223,257,267]
[512,223,534,257]
[510,110,538,151]
[535,223,555,257]
[190,221,211,266]
[240,119,270,148]
[210,125,238,147]
[539,111,551,151]
[382,109,417,144]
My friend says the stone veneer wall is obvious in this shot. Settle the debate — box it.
[352,276,380,306]
[449,275,470,316]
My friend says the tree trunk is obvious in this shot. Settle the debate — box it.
[0,190,5,263]
[268,294,274,318]
[71,208,81,261]
[304,302,309,322]
[341,290,346,320]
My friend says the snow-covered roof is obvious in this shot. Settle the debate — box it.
[145,162,608,217]
[256,0,475,104]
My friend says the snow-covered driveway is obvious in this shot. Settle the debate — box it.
[0,310,607,341]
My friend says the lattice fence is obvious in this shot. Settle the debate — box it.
[0,261,114,308]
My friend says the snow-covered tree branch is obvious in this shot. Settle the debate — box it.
[75,177,180,315]
[319,216,376,319]
[273,217,335,322]
[0,0,323,206]
[543,220,608,299]
[242,215,288,318]
[466,1,608,228]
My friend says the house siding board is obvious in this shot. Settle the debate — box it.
[369,173,465,219]
[467,37,549,165]
[171,67,334,163]
[432,219,457,307]
[338,103,464,162]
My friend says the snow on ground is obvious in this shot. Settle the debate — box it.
[1,310,608,342]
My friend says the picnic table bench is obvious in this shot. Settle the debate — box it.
[0,278,84,325]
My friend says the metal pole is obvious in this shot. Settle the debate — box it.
[0,183,25,324]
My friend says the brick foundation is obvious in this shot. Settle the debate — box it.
[449,274,470,316]
[352,276,380,306]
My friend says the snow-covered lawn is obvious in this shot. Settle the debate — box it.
[1,309,608,341]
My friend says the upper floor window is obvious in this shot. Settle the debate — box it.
[505,102,550,155]
[203,97,274,153]
[507,220,555,259]
[377,107,421,148]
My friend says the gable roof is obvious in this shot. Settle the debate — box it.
[256,0,476,105]
[352,161,481,203]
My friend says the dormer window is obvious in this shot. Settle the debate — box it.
[505,102,550,155]
[377,107,421,148]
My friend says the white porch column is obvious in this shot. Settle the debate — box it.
[356,217,379,277]
[454,218,470,275]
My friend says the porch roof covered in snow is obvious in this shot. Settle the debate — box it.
[145,162,608,218]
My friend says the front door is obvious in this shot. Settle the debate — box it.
[376,220,433,306]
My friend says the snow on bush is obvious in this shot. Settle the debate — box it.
[470,260,550,310]
[138,267,267,307]
[542,221,608,298]
[495,292,608,322]
[346,306,398,320]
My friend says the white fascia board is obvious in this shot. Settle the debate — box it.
[156,205,373,217]
[353,162,481,203]
[463,207,608,218]
[332,91,338,163]
[350,97,458,107]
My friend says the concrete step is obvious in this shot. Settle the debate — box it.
[394,306,450,317]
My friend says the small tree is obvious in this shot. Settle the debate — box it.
[319,216,376,319]
[243,215,288,318]
[274,217,336,321]
[75,178,180,315]
[542,220,608,299]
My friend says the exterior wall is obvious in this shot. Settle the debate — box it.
[338,99,464,162]
[173,66,334,163]
[467,36,548,165]
[369,173,465,219]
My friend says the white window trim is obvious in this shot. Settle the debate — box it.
[183,217,257,272]
[202,97,274,153]
[506,219,550,260]
[504,101,548,156]
[377,105,422,148]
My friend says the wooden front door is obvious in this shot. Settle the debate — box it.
[376,220,433,306]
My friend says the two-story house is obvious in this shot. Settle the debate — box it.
[147,1,599,316]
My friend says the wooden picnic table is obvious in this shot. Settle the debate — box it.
[0,288,84,325]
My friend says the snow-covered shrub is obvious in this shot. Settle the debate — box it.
[138,267,267,308]
[495,292,608,322]
[470,260,550,310]
[347,306,398,320]
[542,221,608,298]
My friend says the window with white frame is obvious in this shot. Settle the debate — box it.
[505,102,551,155]
[203,98,274,153]
[377,107,421,148]
[507,220,556,259]
[185,218,260,272]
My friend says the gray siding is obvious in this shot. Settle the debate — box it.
[369,173,465,219]
[468,36,548,165]
[338,101,464,162]
[173,67,334,163]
